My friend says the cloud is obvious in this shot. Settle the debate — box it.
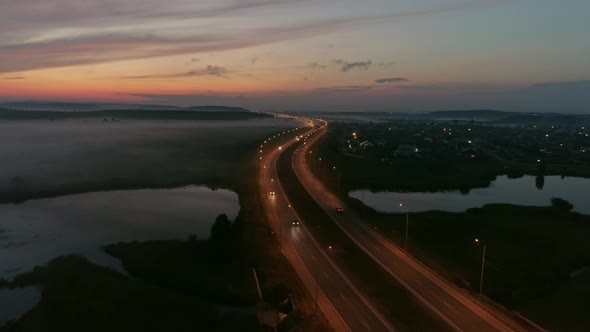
[333,59,372,72]
[307,62,327,70]
[250,57,258,64]
[311,85,382,94]
[199,65,229,77]
[122,65,229,79]
[378,61,395,68]
[375,77,409,84]
[2,76,25,80]
[0,1,500,73]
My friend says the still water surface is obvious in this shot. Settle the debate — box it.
[0,186,239,326]
[350,175,590,214]
[0,186,239,280]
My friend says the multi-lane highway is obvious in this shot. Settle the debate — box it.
[258,121,394,332]
[290,121,543,332]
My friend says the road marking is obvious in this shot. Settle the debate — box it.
[443,300,456,311]
[362,320,370,330]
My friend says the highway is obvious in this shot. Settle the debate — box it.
[291,122,542,332]
[258,121,394,332]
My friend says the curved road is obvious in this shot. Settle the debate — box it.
[291,121,544,332]
[258,120,394,332]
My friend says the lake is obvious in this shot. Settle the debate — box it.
[0,185,239,281]
[350,175,590,214]
[0,185,240,326]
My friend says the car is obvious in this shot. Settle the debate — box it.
[336,207,344,213]
[291,218,300,226]
[269,190,276,196]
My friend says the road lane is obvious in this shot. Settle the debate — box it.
[259,121,394,332]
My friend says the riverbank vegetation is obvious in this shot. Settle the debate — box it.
[1,214,256,331]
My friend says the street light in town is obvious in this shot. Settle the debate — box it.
[474,238,486,294]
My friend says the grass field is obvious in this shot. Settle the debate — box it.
[346,199,590,331]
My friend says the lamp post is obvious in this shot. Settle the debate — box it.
[474,238,486,294]
[332,166,340,191]
[399,203,409,250]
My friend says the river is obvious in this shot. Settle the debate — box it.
[350,175,590,214]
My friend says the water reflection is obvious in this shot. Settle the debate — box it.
[0,287,41,326]
[0,186,239,281]
[350,175,590,214]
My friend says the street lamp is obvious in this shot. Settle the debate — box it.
[332,166,341,191]
[474,238,486,294]
[400,203,409,250]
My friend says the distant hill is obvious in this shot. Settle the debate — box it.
[422,110,590,124]
[426,110,513,121]
[187,105,250,112]
[0,101,251,113]
[498,113,590,124]
[0,109,269,121]
[0,101,184,112]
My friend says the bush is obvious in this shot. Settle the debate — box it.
[551,197,574,212]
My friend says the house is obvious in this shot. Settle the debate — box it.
[359,140,374,149]
[395,144,418,156]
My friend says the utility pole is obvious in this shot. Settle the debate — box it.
[474,238,486,294]
[315,282,319,314]
[405,211,409,250]
[400,203,409,250]
[480,243,486,294]
[279,215,282,249]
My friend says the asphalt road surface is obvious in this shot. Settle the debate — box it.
[258,120,394,332]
